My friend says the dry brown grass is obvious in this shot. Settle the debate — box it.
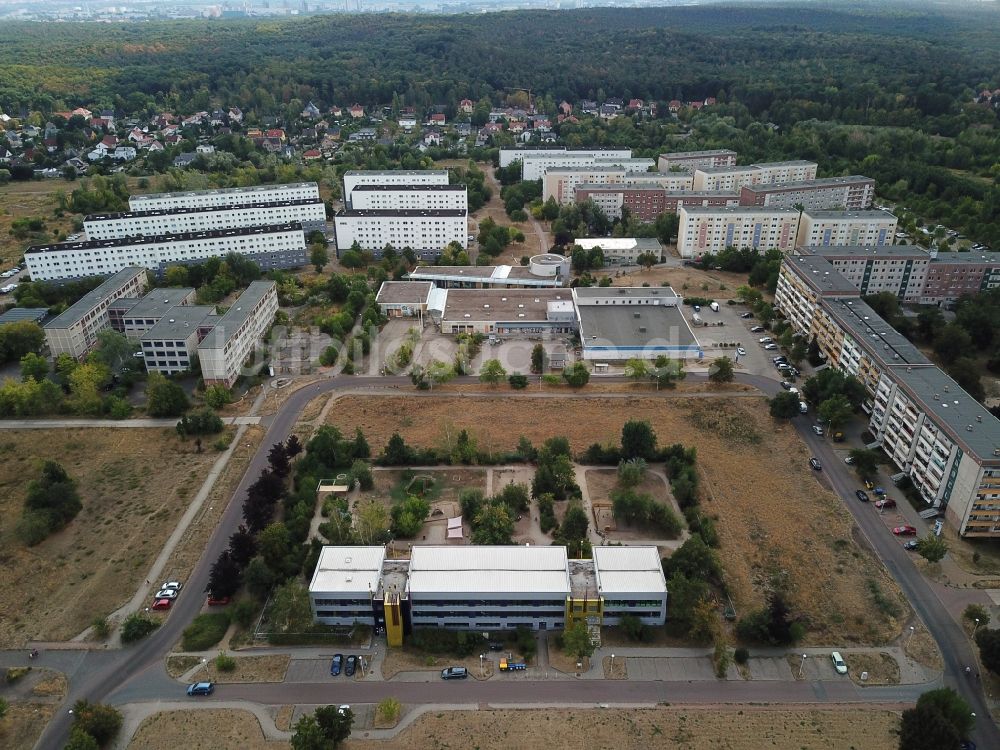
[0,428,222,646]
[325,394,907,646]
[345,707,901,750]
[274,705,294,732]
[0,703,59,750]
[165,655,202,678]
[0,179,79,266]
[602,655,628,679]
[904,622,944,672]
[190,654,290,683]
[845,652,900,685]
[127,709,285,750]
[29,670,67,697]
[380,649,494,680]
[594,264,751,298]
[547,641,589,675]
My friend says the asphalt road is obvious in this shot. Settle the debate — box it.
[33,370,1000,748]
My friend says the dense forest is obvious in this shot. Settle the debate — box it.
[1,5,999,123]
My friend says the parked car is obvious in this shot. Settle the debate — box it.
[856,490,870,502]
[740,312,754,319]
[750,326,765,333]
[154,589,178,600]
[763,343,778,351]
[893,525,917,536]
[781,381,793,390]
[187,681,214,696]
[809,457,822,471]
[0,284,17,294]
[151,598,172,610]
[736,347,746,356]
[330,654,343,676]
[903,540,919,551]
[811,425,824,436]
[345,655,357,676]
[488,641,504,651]
[844,455,855,465]
[441,666,468,680]
[830,651,848,675]
[875,498,896,510]
[799,401,808,414]
[206,596,231,606]
[772,356,787,363]
[758,336,773,344]
[864,479,875,490]
[873,487,886,496]
[161,581,182,591]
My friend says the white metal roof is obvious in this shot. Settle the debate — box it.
[592,546,667,595]
[408,546,570,595]
[309,546,386,595]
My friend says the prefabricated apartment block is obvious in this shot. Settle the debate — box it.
[775,254,1000,537]
[128,182,320,211]
[25,224,308,281]
[84,199,327,240]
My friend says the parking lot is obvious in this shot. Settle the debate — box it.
[692,301,785,379]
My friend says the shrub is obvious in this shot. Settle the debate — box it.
[319,345,339,367]
[120,613,159,644]
[231,598,258,629]
[215,652,237,672]
[6,666,30,683]
[203,384,233,409]
[508,373,528,389]
[91,616,111,640]
[734,647,749,665]
[181,612,231,651]
[376,697,402,725]
[963,603,990,628]
[71,700,123,746]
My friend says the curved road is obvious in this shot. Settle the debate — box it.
[33,371,999,748]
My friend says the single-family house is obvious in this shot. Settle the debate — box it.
[423,129,443,146]
[329,105,343,118]
[228,107,243,123]
[303,149,322,161]
[459,99,474,114]
[265,128,286,142]
[112,146,136,161]
[173,152,198,168]
[560,101,573,116]
[301,101,322,119]
[196,144,215,154]
[426,113,446,126]
[349,104,365,119]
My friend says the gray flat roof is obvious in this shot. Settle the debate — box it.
[802,245,929,260]
[375,281,434,305]
[141,305,216,341]
[888,364,1000,461]
[344,169,448,176]
[784,254,866,295]
[803,210,895,220]
[824,297,930,366]
[577,305,697,349]
[27,223,303,254]
[45,267,146,329]
[350,184,465,192]
[659,149,737,158]
[926,251,1000,266]
[338,209,466,218]
[696,165,762,175]
[543,166,627,173]
[197,281,275,350]
[85,198,324,222]
[680,206,799,216]
[441,288,571,322]
[574,286,678,299]
[122,288,195,320]
[0,307,47,325]
[131,181,317,201]
[741,175,874,193]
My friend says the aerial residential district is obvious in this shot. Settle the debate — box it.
[2,6,1000,750]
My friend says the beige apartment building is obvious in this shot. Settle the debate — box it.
[796,209,897,248]
[43,266,149,359]
[738,176,875,211]
[692,160,818,191]
[676,206,799,257]
[775,255,1000,537]
[657,149,737,174]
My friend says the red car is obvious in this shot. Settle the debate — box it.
[151,598,172,610]
[892,525,917,536]
[206,596,231,606]
[875,498,896,510]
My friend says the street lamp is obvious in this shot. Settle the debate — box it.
[610,653,616,675]
[479,653,485,677]
[975,618,981,633]
[798,653,808,678]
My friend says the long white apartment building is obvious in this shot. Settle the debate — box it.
[796,209,897,248]
[520,152,653,181]
[128,182,319,212]
[349,184,468,211]
[677,206,799,257]
[797,245,931,302]
[775,254,1000,538]
[543,168,692,205]
[25,224,307,281]
[139,304,218,376]
[84,199,327,240]
[692,160,818,191]
[342,170,449,205]
[498,147,630,169]
[657,149,737,174]
[335,209,466,260]
[197,280,278,387]
[43,266,149,359]
[738,175,875,211]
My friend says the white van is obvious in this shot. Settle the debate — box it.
[799,401,808,414]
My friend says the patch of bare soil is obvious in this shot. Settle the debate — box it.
[0,429,222,646]
[127,709,284,750]
[189,654,290,683]
[325,395,907,645]
[344,707,901,750]
[845,652,900,686]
